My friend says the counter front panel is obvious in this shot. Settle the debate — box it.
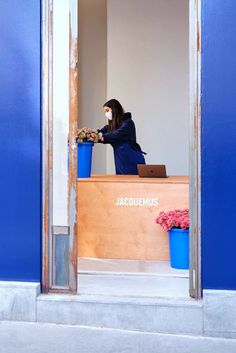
[77,175,189,260]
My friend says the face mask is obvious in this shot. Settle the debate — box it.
[105,111,112,121]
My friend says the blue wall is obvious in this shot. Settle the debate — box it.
[0,1,41,281]
[201,1,236,289]
[0,0,236,290]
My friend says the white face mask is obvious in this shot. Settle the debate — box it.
[105,111,112,121]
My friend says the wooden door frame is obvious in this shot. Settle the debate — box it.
[42,0,78,293]
[42,0,201,298]
[189,0,201,299]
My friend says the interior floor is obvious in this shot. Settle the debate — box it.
[78,258,189,298]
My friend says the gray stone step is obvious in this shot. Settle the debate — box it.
[37,293,203,336]
[77,272,189,298]
[1,320,236,353]
[2,281,236,343]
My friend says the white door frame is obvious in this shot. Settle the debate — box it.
[42,0,202,298]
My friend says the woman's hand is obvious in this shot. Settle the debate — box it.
[98,132,104,141]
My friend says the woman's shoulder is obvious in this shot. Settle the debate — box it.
[122,112,134,125]
[124,112,132,120]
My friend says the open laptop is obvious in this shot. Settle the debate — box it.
[137,164,167,178]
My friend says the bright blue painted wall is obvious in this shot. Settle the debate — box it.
[0,0,236,290]
[0,1,41,281]
[201,1,236,289]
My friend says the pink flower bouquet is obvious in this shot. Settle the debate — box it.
[155,209,189,231]
[76,127,101,143]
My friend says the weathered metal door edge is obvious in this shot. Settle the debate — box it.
[42,0,78,294]
[42,0,53,293]
[68,0,78,293]
[189,0,202,299]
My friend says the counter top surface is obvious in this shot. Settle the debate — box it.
[77,174,189,184]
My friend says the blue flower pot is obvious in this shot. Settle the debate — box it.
[77,142,94,178]
[168,228,189,269]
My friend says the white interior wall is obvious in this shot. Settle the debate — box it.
[51,0,188,227]
[107,0,189,175]
[78,0,107,174]
[53,0,69,226]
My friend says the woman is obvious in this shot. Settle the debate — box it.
[98,99,146,175]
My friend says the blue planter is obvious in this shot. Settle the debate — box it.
[77,142,94,178]
[168,228,189,269]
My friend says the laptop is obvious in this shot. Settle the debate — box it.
[137,164,167,178]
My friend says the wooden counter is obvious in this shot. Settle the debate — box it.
[77,175,189,261]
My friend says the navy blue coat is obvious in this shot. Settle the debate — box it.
[98,113,146,175]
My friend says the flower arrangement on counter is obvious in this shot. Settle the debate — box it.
[76,127,101,143]
[155,209,189,231]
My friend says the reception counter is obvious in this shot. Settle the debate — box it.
[77,175,189,261]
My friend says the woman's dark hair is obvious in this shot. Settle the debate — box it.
[103,99,126,131]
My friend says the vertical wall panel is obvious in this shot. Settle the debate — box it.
[53,0,69,226]
[0,1,41,281]
[201,0,236,289]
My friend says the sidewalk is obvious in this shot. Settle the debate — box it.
[1,321,236,353]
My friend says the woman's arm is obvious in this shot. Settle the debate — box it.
[102,120,133,143]
[97,125,108,134]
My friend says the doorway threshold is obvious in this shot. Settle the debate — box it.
[78,258,189,299]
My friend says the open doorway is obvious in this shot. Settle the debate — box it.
[42,0,201,298]
[76,0,195,298]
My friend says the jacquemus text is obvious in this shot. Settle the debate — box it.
[114,197,159,207]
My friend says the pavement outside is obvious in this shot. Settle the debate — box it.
[1,321,236,353]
